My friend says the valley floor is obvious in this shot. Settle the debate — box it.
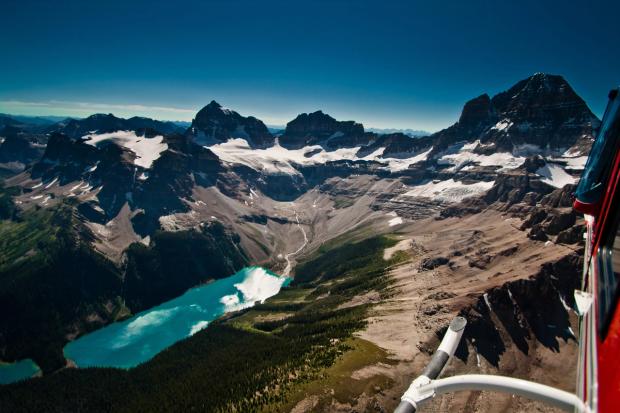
[0,198,582,413]
[281,209,581,412]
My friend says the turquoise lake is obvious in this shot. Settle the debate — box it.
[62,266,289,369]
[0,359,40,385]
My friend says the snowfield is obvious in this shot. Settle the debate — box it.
[82,130,168,169]
[491,119,513,131]
[207,138,432,175]
[437,141,526,172]
[404,178,495,203]
[220,267,289,312]
[536,163,577,188]
[550,155,589,170]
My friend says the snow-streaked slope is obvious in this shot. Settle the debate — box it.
[549,155,589,170]
[208,138,432,175]
[437,141,526,172]
[536,163,577,188]
[404,178,495,203]
[82,131,168,169]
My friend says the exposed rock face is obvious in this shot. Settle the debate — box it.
[51,113,183,138]
[459,252,581,366]
[528,224,549,241]
[543,210,576,235]
[132,136,224,235]
[280,110,368,149]
[460,94,498,128]
[358,133,432,158]
[427,73,598,159]
[484,170,552,206]
[484,73,599,153]
[429,94,498,156]
[557,224,585,244]
[29,132,226,234]
[31,133,100,182]
[540,184,576,208]
[420,256,450,270]
[190,100,274,148]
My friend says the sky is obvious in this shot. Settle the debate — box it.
[1,0,618,132]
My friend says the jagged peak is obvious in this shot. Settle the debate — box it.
[286,110,363,127]
[195,100,237,118]
[489,72,589,116]
[289,110,336,122]
[191,101,273,147]
[206,100,222,109]
[457,93,496,127]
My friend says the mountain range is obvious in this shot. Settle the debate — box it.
[0,72,597,412]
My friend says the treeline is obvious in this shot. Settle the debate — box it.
[0,235,406,412]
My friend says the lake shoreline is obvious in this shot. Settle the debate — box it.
[62,266,289,371]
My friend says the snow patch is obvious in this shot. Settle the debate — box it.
[82,130,167,169]
[404,179,495,203]
[44,177,58,189]
[189,321,209,336]
[388,217,403,226]
[491,119,513,131]
[550,155,588,170]
[387,212,403,226]
[483,293,493,312]
[208,138,431,175]
[536,163,576,188]
[438,142,525,172]
[219,267,288,312]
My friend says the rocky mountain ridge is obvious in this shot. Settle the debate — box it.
[50,113,184,138]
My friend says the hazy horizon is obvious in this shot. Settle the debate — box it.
[0,71,607,134]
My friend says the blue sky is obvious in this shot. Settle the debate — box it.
[1,0,618,131]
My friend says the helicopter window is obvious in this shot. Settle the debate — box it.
[598,206,620,338]
[575,91,620,205]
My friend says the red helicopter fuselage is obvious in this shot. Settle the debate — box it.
[574,88,620,412]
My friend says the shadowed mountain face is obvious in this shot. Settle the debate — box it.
[485,73,598,152]
[430,73,599,156]
[189,100,274,148]
[459,252,581,366]
[279,110,370,149]
[0,72,598,401]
